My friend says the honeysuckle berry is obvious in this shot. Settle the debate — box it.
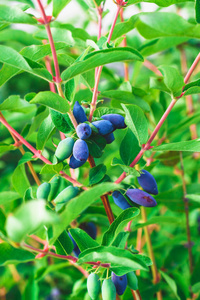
[102,279,116,300]
[137,169,158,195]
[73,139,89,162]
[126,272,138,290]
[101,114,126,129]
[92,120,114,135]
[54,186,79,204]
[87,273,100,300]
[68,232,80,257]
[36,182,51,200]
[55,137,74,162]
[73,101,87,124]
[69,155,85,169]
[76,123,92,140]
[103,132,115,144]
[111,272,127,295]
[126,189,157,207]
[112,191,132,210]
[83,222,97,240]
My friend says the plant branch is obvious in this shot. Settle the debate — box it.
[120,8,129,81]
[0,115,87,190]
[143,60,162,76]
[89,5,121,122]
[179,152,193,274]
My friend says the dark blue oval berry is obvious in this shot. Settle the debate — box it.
[103,132,115,144]
[76,123,92,140]
[111,272,127,296]
[126,189,157,207]
[68,232,81,257]
[84,222,97,240]
[73,139,89,162]
[73,101,87,124]
[69,155,86,169]
[92,120,114,135]
[112,191,132,210]
[101,114,126,129]
[137,169,158,195]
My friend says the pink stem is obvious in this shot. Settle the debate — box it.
[143,60,162,77]
[89,5,121,122]
[184,52,200,84]
[0,116,87,189]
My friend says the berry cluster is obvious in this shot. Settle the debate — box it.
[87,270,138,299]
[54,101,127,169]
[113,169,158,209]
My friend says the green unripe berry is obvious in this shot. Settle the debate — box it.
[36,182,51,200]
[48,176,60,201]
[87,273,100,300]
[126,272,138,290]
[54,186,79,204]
[55,137,74,162]
[102,279,116,300]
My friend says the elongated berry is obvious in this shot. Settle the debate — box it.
[101,114,126,129]
[126,189,157,207]
[84,222,97,239]
[54,186,79,204]
[126,272,138,290]
[111,272,127,296]
[137,169,158,195]
[37,182,51,200]
[92,120,114,135]
[76,123,92,140]
[68,232,80,257]
[102,279,116,300]
[48,176,60,201]
[55,137,74,162]
[73,139,89,162]
[103,132,115,144]
[69,155,86,169]
[73,101,87,124]
[112,191,132,210]
[87,273,101,300]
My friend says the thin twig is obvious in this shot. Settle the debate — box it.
[120,8,129,81]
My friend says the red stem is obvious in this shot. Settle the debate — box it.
[120,8,129,81]
[0,116,87,190]
[184,52,200,84]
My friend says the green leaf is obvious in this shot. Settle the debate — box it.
[159,66,184,97]
[0,64,20,87]
[40,163,64,175]
[0,144,16,154]
[6,200,58,242]
[0,5,36,24]
[61,47,143,81]
[112,157,140,177]
[0,45,31,71]
[53,0,72,17]
[37,115,55,150]
[30,92,70,113]
[112,15,139,40]
[186,194,200,203]
[0,95,35,113]
[131,216,180,231]
[153,139,200,152]
[111,232,130,248]
[128,0,193,6]
[86,139,104,158]
[78,246,148,271]
[120,129,141,165]
[89,164,107,185]
[50,183,121,244]
[70,228,99,252]
[102,207,140,246]
[64,78,76,102]
[196,0,200,23]
[160,270,180,300]
[22,278,39,300]
[34,28,74,46]
[0,192,21,205]
[12,165,30,197]
[18,152,34,166]
[122,104,148,146]
[54,230,74,255]
[0,243,35,265]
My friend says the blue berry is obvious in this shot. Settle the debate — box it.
[84,222,97,239]
[103,132,115,144]
[137,169,158,195]
[92,120,114,135]
[68,232,81,257]
[73,101,87,124]
[101,114,126,129]
[69,155,85,169]
[112,191,132,210]
[111,272,127,296]
[73,139,89,162]
[126,189,157,207]
[76,123,92,140]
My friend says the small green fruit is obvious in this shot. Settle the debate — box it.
[102,279,116,300]
[54,186,79,204]
[55,137,74,162]
[48,176,60,201]
[36,182,51,200]
[87,273,100,300]
[126,272,138,290]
